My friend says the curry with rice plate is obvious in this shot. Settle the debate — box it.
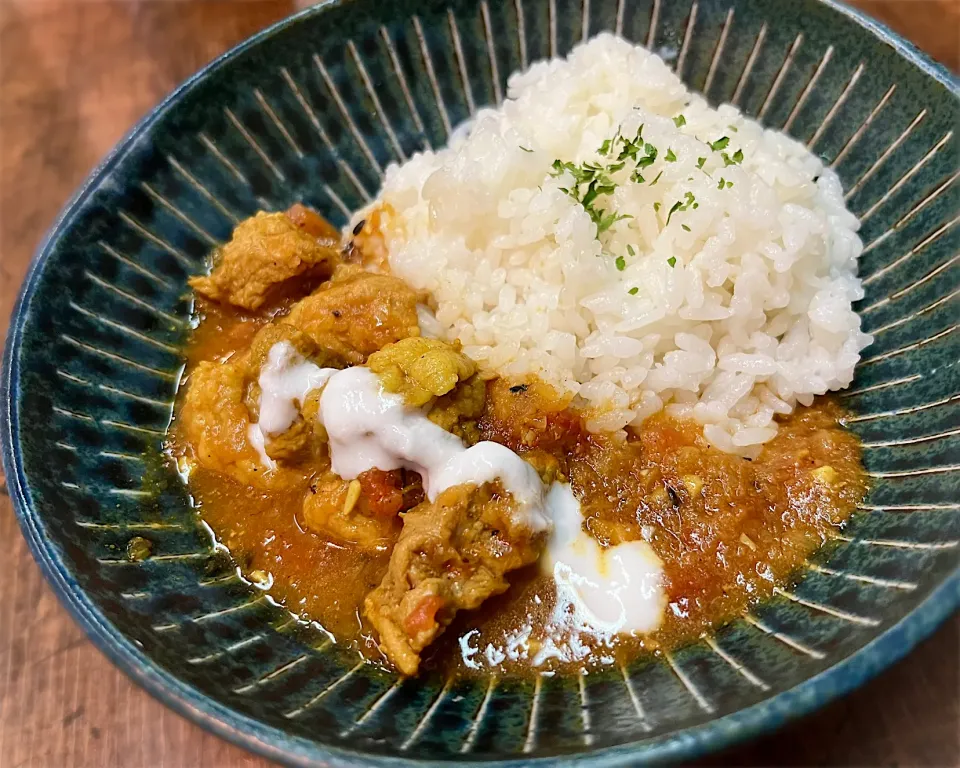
[168,35,873,678]
[171,202,866,677]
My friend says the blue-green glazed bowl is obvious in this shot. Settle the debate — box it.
[3,0,958,764]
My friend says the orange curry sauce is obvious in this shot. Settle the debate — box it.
[169,297,866,676]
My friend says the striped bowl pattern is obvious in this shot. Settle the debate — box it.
[2,0,958,764]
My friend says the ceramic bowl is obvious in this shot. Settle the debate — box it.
[3,0,958,764]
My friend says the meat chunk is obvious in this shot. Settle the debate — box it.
[367,337,476,407]
[364,483,546,675]
[283,266,421,364]
[178,359,296,489]
[246,324,320,373]
[241,325,339,464]
[262,389,327,463]
[190,211,338,311]
[479,376,578,456]
[302,469,409,551]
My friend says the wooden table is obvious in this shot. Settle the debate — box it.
[0,1,957,765]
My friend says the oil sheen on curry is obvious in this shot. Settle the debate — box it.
[168,205,867,677]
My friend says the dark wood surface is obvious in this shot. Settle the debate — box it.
[0,2,957,765]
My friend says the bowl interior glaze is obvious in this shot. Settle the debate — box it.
[3,0,958,764]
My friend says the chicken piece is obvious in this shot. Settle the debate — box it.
[178,359,296,489]
[263,390,327,463]
[302,469,407,551]
[367,337,476,407]
[241,325,340,464]
[190,211,338,311]
[283,266,421,364]
[479,377,578,455]
[364,482,546,675]
[246,323,320,374]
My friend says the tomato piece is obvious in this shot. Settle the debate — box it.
[357,469,405,518]
[403,595,446,636]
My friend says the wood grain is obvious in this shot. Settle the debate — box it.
[0,2,957,766]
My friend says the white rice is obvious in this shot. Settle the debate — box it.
[359,34,872,455]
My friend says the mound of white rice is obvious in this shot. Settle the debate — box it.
[361,34,872,454]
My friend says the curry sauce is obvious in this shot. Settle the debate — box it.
[168,206,867,677]
[172,307,866,675]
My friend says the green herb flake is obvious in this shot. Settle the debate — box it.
[729,124,739,132]
[598,138,612,156]
[653,201,661,212]
[722,148,744,167]
[665,148,677,162]
[666,200,683,226]
[673,114,686,127]
[631,171,645,183]
[597,212,632,235]
[667,256,677,268]
[697,157,706,169]
[710,136,730,151]
[615,255,626,271]
[650,170,663,186]
[681,224,691,232]
[726,180,734,188]
[717,177,725,190]
[628,286,639,295]
[520,146,533,153]
[627,244,636,257]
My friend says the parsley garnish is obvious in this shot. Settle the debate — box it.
[615,255,626,271]
[653,201,661,212]
[520,146,533,153]
[718,176,726,189]
[681,224,691,231]
[551,125,661,238]
[598,211,632,234]
[627,244,636,257]
[551,159,628,235]
[722,148,744,167]
[666,200,683,225]
[616,127,648,162]
[673,114,686,127]
[667,256,677,268]
[697,157,706,169]
[665,148,677,162]
[650,171,663,186]
[710,136,730,151]
[665,192,697,226]
[628,286,639,295]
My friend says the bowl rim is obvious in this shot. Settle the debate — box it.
[2,0,958,765]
